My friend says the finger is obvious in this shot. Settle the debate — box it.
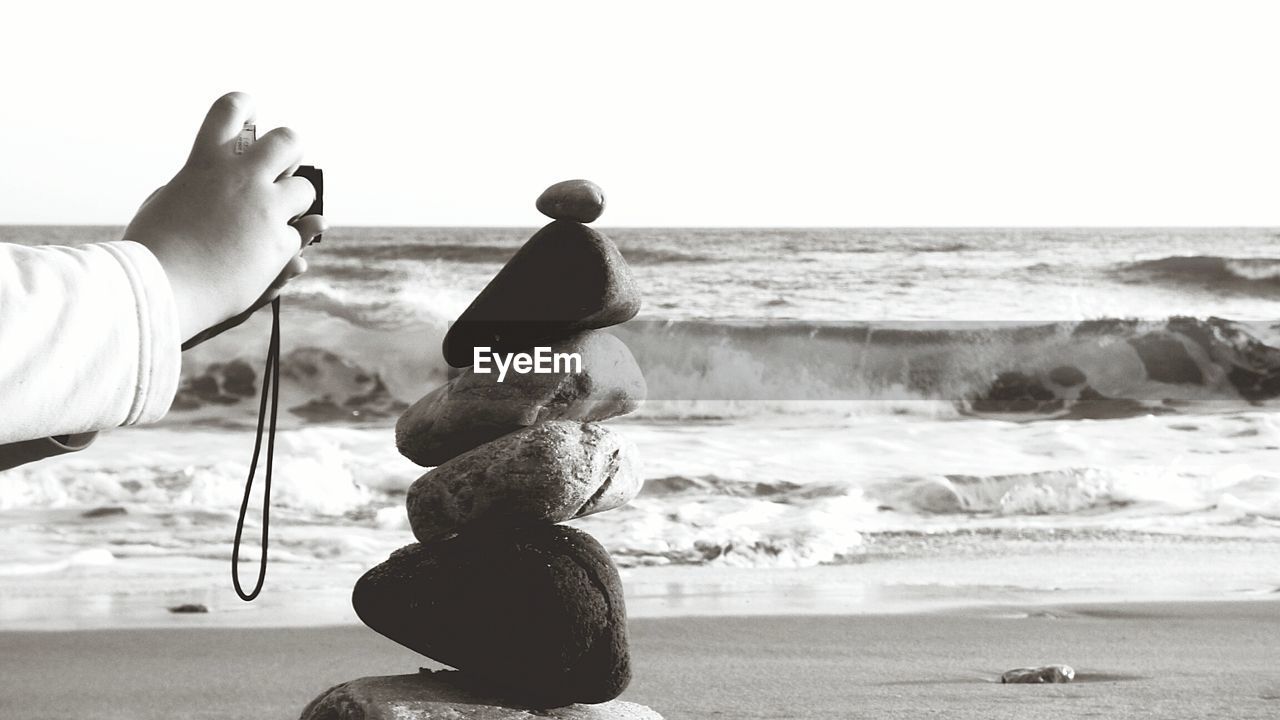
[248,126,303,178]
[291,214,328,247]
[277,175,318,220]
[191,92,255,158]
[270,253,308,290]
[285,253,309,279]
[278,162,301,183]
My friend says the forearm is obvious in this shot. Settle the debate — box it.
[0,241,182,445]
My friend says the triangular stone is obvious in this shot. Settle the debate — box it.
[442,221,640,368]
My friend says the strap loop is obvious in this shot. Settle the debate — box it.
[231,297,281,601]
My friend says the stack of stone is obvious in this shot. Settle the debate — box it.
[302,180,658,719]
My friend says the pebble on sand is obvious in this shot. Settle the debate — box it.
[353,525,631,708]
[1001,665,1075,684]
[406,420,640,543]
[300,671,662,719]
[396,330,646,467]
[536,179,606,223]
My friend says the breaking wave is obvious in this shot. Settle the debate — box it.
[1121,256,1280,296]
[168,314,1280,428]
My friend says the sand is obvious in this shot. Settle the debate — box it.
[1,599,1277,719]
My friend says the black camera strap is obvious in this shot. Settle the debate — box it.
[229,163,322,602]
[231,296,280,601]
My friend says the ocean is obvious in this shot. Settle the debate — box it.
[2,225,1279,628]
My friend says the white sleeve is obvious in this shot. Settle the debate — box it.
[0,241,182,445]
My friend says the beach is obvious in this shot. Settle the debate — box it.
[6,1,1280,716]
[3,225,1280,718]
[2,599,1277,719]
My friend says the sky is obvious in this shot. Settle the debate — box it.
[2,0,1279,227]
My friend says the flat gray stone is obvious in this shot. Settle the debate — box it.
[397,330,645,467]
[407,421,640,542]
[300,671,662,719]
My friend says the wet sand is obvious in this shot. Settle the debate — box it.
[1,599,1277,719]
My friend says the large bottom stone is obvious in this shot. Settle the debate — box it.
[300,671,663,719]
[353,525,630,708]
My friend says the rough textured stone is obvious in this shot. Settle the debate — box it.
[300,671,662,719]
[352,526,630,708]
[397,331,646,467]
[536,179,606,223]
[1001,665,1075,684]
[442,221,641,368]
[406,421,640,542]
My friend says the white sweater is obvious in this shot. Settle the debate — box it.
[0,241,181,469]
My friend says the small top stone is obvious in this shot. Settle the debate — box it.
[537,179,606,223]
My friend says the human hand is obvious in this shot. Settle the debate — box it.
[124,92,325,345]
[178,247,312,350]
